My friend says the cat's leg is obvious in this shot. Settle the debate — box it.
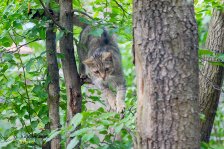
[80,74,92,85]
[102,88,116,112]
[77,44,92,84]
[79,60,92,85]
[94,81,116,111]
[116,85,126,113]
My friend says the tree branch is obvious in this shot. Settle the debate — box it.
[8,32,35,139]
[112,0,129,16]
[38,0,65,30]
[6,38,40,53]
[73,9,93,20]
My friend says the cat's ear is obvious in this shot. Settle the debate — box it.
[102,52,112,61]
[83,58,94,66]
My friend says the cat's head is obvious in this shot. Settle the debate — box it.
[83,51,114,80]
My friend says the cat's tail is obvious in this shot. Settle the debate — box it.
[101,28,110,45]
[100,28,118,47]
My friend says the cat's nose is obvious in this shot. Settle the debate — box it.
[101,74,106,80]
[102,76,106,80]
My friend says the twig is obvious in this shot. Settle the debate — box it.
[112,0,129,16]
[6,38,40,53]
[18,91,41,123]
[19,50,35,138]
[103,0,109,20]
[38,0,65,30]
[8,32,35,138]
[123,126,137,146]
[19,117,33,137]
[72,9,93,20]
[11,27,27,38]
[0,76,33,138]
[106,0,108,11]
[127,105,136,116]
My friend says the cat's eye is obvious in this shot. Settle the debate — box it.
[105,68,109,71]
[94,70,99,74]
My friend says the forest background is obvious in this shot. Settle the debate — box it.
[0,0,224,148]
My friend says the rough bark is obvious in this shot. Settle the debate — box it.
[46,22,61,149]
[133,0,200,148]
[199,2,224,142]
[59,0,82,144]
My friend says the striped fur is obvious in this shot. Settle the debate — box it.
[78,26,126,113]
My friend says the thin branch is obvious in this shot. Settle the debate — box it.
[19,117,33,137]
[2,76,32,138]
[11,27,27,38]
[123,126,137,147]
[19,49,34,137]
[73,9,94,20]
[6,38,40,53]
[104,0,108,20]
[112,0,129,16]
[38,0,65,30]
[106,0,108,14]
[8,32,35,138]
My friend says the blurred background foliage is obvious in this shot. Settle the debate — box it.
[0,0,223,148]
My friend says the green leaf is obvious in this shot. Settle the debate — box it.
[90,135,100,144]
[3,53,13,61]
[82,133,94,142]
[32,85,43,95]
[14,53,20,59]
[45,129,60,143]
[0,140,13,148]
[40,28,46,39]
[13,20,23,29]
[70,128,91,137]
[115,123,124,134]
[208,61,224,67]
[56,53,65,59]
[79,17,90,25]
[56,31,64,41]
[101,120,112,125]
[70,113,83,129]
[31,121,38,130]
[42,116,49,124]
[1,65,8,73]
[26,59,34,72]
[100,112,116,119]
[67,137,79,149]
[198,49,213,56]
[89,28,104,37]
[217,54,224,60]
[2,41,12,47]
[199,113,206,122]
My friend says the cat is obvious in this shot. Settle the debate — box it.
[78,26,126,113]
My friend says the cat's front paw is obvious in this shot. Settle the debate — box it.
[80,74,92,84]
[116,101,125,113]
[108,98,116,111]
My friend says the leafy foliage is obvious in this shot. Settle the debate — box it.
[0,0,224,148]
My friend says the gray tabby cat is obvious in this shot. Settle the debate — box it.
[78,26,126,113]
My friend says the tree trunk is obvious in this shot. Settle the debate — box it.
[59,0,82,144]
[199,1,224,142]
[46,22,61,149]
[133,0,200,148]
